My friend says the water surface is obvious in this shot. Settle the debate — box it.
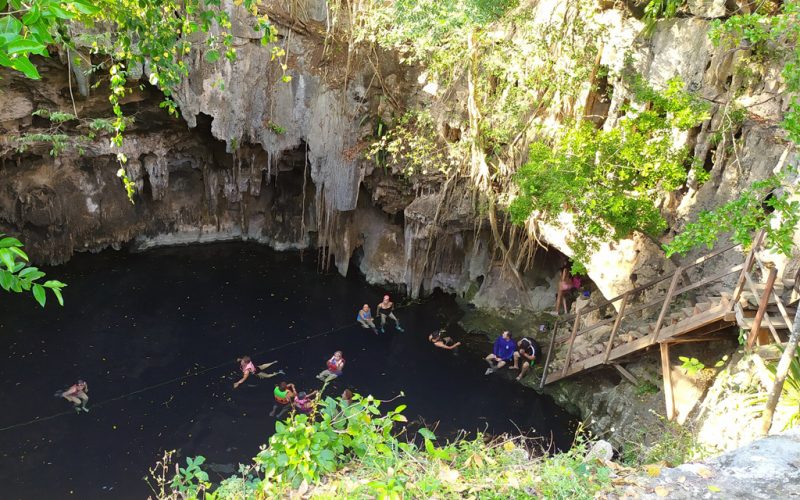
[0,243,575,499]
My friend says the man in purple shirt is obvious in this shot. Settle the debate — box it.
[485,330,515,375]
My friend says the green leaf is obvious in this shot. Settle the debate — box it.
[0,15,22,36]
[10,55,41,79]
[0,236,22,248]
[22,6,40,25]
[8,246,28,261]
[32,283,46,307]
[18,266,40,278]
[72,0,101,15]
[51,286,64,306]
[43,279,66,288]
[0,249,16,270]
[47,4,74,19]
[0,52,12,68]
[6,39,48,56]
[418,428,436,441]
[204,49,220,63]
[0,270,11,291]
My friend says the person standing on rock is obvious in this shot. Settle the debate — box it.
[356,304,379,334]
[510,337,540,382]
[316,351,345,382]
[376,295,404,333]
[485,331,515,375]
[233,356,284,389]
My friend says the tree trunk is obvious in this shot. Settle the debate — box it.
[761,305,800,435]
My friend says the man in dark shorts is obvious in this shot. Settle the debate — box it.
[510,336,540,382]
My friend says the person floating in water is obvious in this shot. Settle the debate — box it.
[356,304,379,334]
[61,379,89,413]
[511,336,541,382]
[376,294,403,333]
[233,356,284,389]
[341,389,354,406]
[429,329,461,352]
[485,331,515,375]
[293,390,318,414]
[269,381,296,418]
[316,351,345,382]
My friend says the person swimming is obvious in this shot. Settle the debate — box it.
[316,351,345,382]
[269,381,297,418]
[61,379,89,413]
[233,356,284,389]
[428,329,461,352]
[356,304,379,335]
[293,390,318,414]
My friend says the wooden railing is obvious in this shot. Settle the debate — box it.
[731,230,795,348]
[539,241,750,388]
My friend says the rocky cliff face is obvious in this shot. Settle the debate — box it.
[0,0,796,314]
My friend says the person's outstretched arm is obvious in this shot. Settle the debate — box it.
[234,371,250,388]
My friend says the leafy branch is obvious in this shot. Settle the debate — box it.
[0,234,66,307]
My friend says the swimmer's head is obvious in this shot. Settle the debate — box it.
[298,391,307,399]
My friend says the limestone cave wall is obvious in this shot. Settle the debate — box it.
[0,0,797,314]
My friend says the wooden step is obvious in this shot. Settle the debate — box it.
[546,308,735,385]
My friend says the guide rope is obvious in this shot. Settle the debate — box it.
[0,304,412,433]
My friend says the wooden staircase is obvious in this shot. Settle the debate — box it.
[539,231,797,420]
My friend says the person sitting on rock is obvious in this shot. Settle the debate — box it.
[376,295,404,333]
[510,336,541,382]
[429,329,461,352]
[356,304,379,334]
[316,351,345,382]
[293,390,318,414]
[61,379,89,413]
[269,381,296,419]
[233,356,284,389]
[485,331,515,375]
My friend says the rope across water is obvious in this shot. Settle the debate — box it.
[0,306,410,433]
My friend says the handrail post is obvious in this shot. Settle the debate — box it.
[539,321,559,389]
[730,229,764,313]
[660,342,676,421]
[561,309,583,377]
[603,294,629,364]
[746,265,778,350]
[649,268,683,345]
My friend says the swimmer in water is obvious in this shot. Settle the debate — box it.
[61,379,89,413]
[269,381,297,418]
[233,356,284,389]
[356,304,379,335]
[316,351,345,382]
[428,329,461,352]
[376,294,403,333]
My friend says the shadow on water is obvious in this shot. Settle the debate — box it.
[0,242,577,499]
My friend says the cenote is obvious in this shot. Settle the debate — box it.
[0,243,576,499]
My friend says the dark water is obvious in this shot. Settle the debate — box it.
[0,243,575,499]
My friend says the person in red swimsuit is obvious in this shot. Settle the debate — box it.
[61,380,89,413]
